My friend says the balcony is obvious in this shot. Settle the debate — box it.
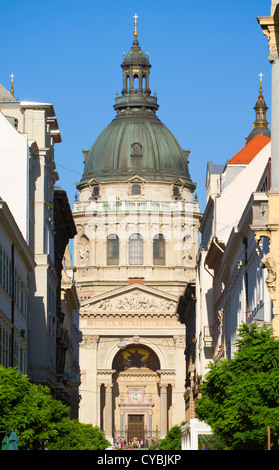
[203,326,214,348]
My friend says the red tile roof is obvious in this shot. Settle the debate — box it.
[226,134,271,165]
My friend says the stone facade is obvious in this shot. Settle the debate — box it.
[73,17,201,444]
[74,181,200,443]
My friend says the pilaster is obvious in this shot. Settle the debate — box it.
[159,384,168,439]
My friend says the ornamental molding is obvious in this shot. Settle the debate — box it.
[81,334,99,348]
[173,335,186,348]
[258,9,279,57]
[79,284,179,317]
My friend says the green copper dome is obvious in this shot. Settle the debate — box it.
[78,114,193,185]
[77,21,194,190]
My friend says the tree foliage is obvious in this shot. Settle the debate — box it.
[47,419,110,450]
[0,366,110,450]
[149,421,186,450]
[195,322,279,450]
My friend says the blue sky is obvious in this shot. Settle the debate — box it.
[0,0,272,213]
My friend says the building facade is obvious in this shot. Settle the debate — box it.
[0,81,80,413]
[0,199,35,372]
[253,1,279,336]
[178,79,273,421]
[0,87,61,388]
[53,188,80,415]
[73,18,201,444]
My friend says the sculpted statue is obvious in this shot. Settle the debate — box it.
[96,299,112,311]
[262,253,277,293]
[115,292,176,311]
[79,243,89,262]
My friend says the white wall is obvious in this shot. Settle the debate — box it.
[215,143,271,243]
[0,112,28,240]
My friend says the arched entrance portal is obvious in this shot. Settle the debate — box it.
[112,344,160,371]
[111,344,163,447]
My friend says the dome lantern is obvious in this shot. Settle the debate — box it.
[246,73,271,143]
[77,15,195,191]
[114,14,159,115]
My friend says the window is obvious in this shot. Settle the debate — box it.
[0,322,11,368]
[133,75,139,89]
[92,186,99,197]
[131,142,142,157]
[129,233,143,265]
[173,186,180,198]
[107,234,119,265]
[153,234,165,265]
[132,184,141,195]
[0,244,13,297]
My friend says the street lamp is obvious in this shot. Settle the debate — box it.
[117,339,127,349]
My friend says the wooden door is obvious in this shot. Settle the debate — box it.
[128,415,144,442]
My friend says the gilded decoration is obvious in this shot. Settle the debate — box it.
[112,346,160,372]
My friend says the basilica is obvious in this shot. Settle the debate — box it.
[1,1,279,451]
[73,16,201,445]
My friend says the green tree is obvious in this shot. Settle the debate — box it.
[195,322,279,450]
[149,421,186,450]
[47,419,110,450]
[0,366,110,450]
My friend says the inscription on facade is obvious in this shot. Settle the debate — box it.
[87,319,183,327]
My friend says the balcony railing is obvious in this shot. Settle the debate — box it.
[73,199,198,215]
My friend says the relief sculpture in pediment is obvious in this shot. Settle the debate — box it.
[115,292,176,311]
[80,290,177,316]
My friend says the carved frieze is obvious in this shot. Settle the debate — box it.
[173,335,186,348]
[80,290,178,318]
[120,385,153,407]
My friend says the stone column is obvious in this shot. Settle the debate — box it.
[105,384,113,444]
[160,384,168,439]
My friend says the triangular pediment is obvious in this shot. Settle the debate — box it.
[126,174,146,183]
[87,177,100,186]
[80,283,178,316]
[172,178,185,187]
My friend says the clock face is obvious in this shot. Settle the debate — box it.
[132,392,141,401]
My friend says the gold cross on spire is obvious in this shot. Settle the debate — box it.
[259,72,264,85]
[10,73,15,96]
[133,13,138,38]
